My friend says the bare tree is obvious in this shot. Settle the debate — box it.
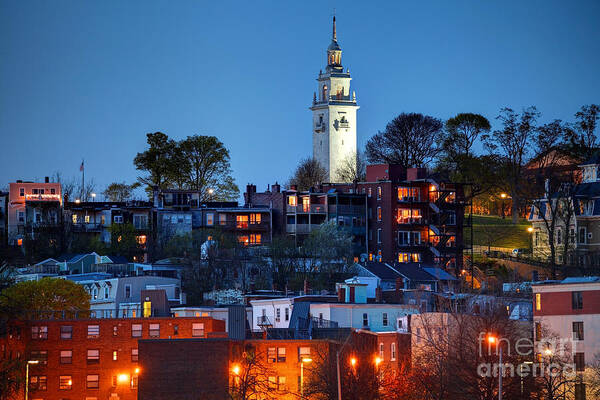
[335,150,367,183]
[229,344,282,400]
[565,104,600,160]
[288,157,328,190]
[482,107,540,224]
[366,113,444,168]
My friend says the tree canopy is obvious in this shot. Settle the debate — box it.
[103,181,139,202]
[0,278,90,317]
[365,112,444,168]
[288,157,328,190]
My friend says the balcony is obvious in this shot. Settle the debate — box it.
[218,221,270,231]
[72,223,104,232]
[25,194,61,202]
[287,204,327,214]
[329,205,365,215]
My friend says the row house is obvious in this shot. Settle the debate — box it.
[245,183,368,256]
[154,188,272,247]
[529,154,600,267]
[64,200,152,245]
[7,178,62,245]
[323,164,468,271]
[0,316,226,400]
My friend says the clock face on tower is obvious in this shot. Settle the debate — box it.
[310,16,359,183]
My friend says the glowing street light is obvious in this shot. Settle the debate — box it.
[91,192,96,202]
[208,188,214,195]
[374,356,382,367]
[117,373,129,384]
[350,357,357,367]
[544,348,553,356]
[25,360,40,400]
[487,334,503,400]
[300,357,313,398]
[231,364,241,375]
[527,227,534,233]
[500,193,507,199]
[134,367,141,374]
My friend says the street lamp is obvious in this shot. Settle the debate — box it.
[25,360,39,400]
[374,356,382,367]
[350,357,357,367]
[527,227,534,233]
[487,335,503,400]
[300,357,312,398]
[231,364,241,376]
[91,192,96,202]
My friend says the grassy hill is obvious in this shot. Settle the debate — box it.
[466,215,532,250]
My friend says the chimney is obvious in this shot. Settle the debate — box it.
[44,176,49,183]
[16,180,22,183]
[375,286,383,303]
[246,184,256,195]
[290,184,298,191]
[272,182,281,193]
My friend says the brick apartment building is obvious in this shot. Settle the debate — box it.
[1,316,226,400]
[245,183,368,256]
[137,332,382,400]
[324,164,468,271]
[532,277,600,399]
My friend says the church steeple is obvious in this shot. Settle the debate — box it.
[327,15,342,71]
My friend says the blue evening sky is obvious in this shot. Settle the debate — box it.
[1,1,599,199]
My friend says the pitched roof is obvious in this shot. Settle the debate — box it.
[359,262,402,280]
[390,263,439,281]
[580,153,600,166]
[107,255,129,264]
[423,267,457,281]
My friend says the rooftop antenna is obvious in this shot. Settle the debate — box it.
[332,9,337,41]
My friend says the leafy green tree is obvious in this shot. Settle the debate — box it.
[0,278,90,318]
[366,113,444,168]
[103,182,140,202]
[134,132,179,194]
[109,223,145,261]
[482,107,540,224]
[179,135,240,201]
[267,235,301,291]
[288,157,328,190]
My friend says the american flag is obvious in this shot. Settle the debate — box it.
[80,160,84,171]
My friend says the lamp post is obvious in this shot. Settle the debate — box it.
[91,192,96,202]
[300,357,312,398]
[488,335,502,400]
[25,360,39,400]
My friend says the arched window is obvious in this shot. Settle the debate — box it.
[322,85,328,101]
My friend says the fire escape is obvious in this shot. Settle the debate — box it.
[428,186,457,269]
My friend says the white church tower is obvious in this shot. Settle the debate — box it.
[310,16,359,182]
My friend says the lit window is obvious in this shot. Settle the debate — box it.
[17,238,23,246]
[377,186,382,200]
[251,213,262,224]
[236,215,249,228]
[72,214,78,224]
[391,343,396,361]
[31,326,48,340]
[379,343,384,359]
[238,236,249,246]
[87,349,100,364]
[377,207,382,221]
[131,348,138,362]
[136,235,147,245]
[112,350,118,361]
[84,215,90,223]
[30,375,47,391]
[250,234,261,245]
[277,347,286,362]
[59,375,72,390]
[287,196,297,206]
[298,346,311,362]
[268,347,277,363]
[219,214,227,225]
[192,323,205,337]
[535,293,541,311]
[206,213,214,226]
[143,301,152,318]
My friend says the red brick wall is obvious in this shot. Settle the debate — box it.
[6,317,225,400]
[534,289,600,316]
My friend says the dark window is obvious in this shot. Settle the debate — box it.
[60,325,72,340]
[277,347,286,363]
[575,383,586,400]
[60,350,72,364]
[149,324,160,338]
[363,313,369,326]
[572,291,583,310]
[113,325,118,336]
[86,374,99,389]
[31,326,48,340]
[573,322,584,341]
[87,325,100,338]
[30,350,48,365]
[535,322,542,341]
[574,352,585,371]
[173,324,179,335]
[383,313,388,326]
[131,348,138,362]
[131,324,142,338]
[87,349,100,364]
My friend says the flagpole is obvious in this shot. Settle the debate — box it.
[81,159,85,201]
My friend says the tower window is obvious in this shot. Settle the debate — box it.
[322,85,328,101]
